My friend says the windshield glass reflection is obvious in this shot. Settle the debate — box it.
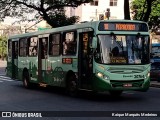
[94,35,149,64]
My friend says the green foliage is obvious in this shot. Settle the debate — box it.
[0,0,93,28]
[131,0,160,31]
[0,36,7,60]
[44,8,79,27]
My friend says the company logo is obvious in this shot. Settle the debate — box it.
[1,112,42,118]
[123,75,133,78]
[2,112,11,117]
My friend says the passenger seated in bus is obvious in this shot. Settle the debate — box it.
[63,41,69,55]
[63,40,76,55]
[111,46,119,57]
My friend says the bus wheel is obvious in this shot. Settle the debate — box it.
[109,90,123,97]
[66,74,78,97]
[23,71,31,88]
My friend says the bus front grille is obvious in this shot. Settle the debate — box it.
[108,67,144,74]
[110,79,144,88]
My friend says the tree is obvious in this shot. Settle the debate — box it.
[0,0,93,28]
[124,0,131,20]
[0,36,7,60]
[131,0,160,31]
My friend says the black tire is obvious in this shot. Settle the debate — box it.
[66,73,78,97]
[22,71,31,88]
[109,90,123,97]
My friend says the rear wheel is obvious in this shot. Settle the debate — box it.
[66,73,78,97]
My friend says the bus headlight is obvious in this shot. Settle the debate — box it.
[96,71,109,80]
[104,75,109,80]
[145,72,150,79]
[97,72,103,78]
[147,72,150,77]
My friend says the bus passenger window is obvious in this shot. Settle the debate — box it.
[19,38,27,57]
[28,37,38,56]
[63,31,77,55]
[49,34,60,56]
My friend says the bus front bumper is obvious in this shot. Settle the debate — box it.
[92,75,150,92]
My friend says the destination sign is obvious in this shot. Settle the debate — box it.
[110,57,127,63]
[98,22,148,32]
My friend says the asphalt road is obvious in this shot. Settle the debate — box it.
[0,61,160,120]
[0,74,160,120]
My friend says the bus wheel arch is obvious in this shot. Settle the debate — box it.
[65,70,78,97]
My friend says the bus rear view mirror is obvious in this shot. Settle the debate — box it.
[92,37,97,48]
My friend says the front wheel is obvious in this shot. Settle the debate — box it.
[66,74,78,97]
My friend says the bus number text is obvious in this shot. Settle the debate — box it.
[134,75,144,79]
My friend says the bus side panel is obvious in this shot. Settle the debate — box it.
[6,40,12,78]
[28,57,38,83]
[6,57,12,78]
[18,57,28,81]
[45,56,65,86]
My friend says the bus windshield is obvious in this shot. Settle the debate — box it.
[95,35,149,64]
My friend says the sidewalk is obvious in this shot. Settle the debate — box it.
[150,81,160,88]
[0,60,6,75]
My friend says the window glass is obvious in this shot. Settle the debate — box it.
[63,31,77,55]
[14,42,18,58]
[41,37,48,59]
[151,45,160,59]
[110,0,117,6]
[49,34,60,56]
[8,40,12,57]
[19,38,28,57]
[90,0,99,6]
[28,37,38,56]
[95,35,149,64]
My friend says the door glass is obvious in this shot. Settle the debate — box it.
[41,38,48,59]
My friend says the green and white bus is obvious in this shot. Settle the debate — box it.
[6,20,150,96]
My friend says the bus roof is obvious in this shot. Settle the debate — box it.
[9,19,148,39]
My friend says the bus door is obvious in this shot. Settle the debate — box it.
[78,31,93,89]
[38,34,49,85]
[12,41,18,79]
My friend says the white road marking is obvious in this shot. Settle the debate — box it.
[0,78,14,81]
[0,76,14,82]
[0,76,12,79]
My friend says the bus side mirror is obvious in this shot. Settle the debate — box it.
[91,37,97,48]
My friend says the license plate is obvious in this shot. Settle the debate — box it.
[123,83,132,87]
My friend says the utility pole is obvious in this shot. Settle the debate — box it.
[95,9,98,20]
